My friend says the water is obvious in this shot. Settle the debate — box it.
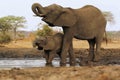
[0,58,80,69]
[0,58,60,69]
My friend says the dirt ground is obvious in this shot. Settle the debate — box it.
[0,39,120,80]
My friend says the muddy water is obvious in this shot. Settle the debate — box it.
[0,58,61,68]
[0,58,80,69]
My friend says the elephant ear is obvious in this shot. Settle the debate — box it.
[54,8,77,27]
[42,37,47,45]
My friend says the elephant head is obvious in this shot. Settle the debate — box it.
[32,3,77,27]
[33,36,56,50]
[33,37,47,50]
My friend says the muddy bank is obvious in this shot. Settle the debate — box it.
[0,65,119,80]
[0,47,120,66]
[0,47,120,58]
[0,48,42,58]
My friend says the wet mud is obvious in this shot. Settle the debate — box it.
[0,48,120,66]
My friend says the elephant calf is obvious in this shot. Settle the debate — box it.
[33,33,63,66]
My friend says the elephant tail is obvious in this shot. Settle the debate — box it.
[103,11,115,24]
[104,31,108,45]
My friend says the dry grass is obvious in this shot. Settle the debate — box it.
[73,39,120,49]
[0,65,119,80]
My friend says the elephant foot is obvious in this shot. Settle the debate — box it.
[60,62,66,66]
[79,57,87,66]
[70,61,76,66]
[79,56,94,66]
[94,54,101,62]
[69,57,76,66]
[88,53,94,61]
[80,59,94,66]
[79,60,88,66]
[45,62,53,67]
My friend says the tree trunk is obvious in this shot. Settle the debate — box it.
[13,28,17,43]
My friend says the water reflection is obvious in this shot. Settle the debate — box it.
[0,58,80,69]
[0,58,60,68]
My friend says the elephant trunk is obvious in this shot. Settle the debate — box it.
[32,3,45,17]
[32,40,44,50]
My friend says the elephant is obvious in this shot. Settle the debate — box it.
[32,3,107,66]
[33,33,74,66]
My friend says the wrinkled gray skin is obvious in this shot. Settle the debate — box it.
[32,3,107,66]
[33,33,73,66]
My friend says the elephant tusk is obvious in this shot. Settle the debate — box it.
[33,15,37,17]
[39,14,45,17]
[33,14,45,17]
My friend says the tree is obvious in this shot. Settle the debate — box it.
[103,11,115,24]
[0,33,11,46]
[0,17,12,34]
[36,24,53,37]
[0,17,12,45]
[3,15,26,41]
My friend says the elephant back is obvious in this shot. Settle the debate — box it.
[43,36,55,50]
[53,33,63,50]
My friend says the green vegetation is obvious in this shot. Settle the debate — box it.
[0,33,11,45]
[2,15,26,41]
[36,24,53,37]
[0,15,26,44]
[0,17,12,34]
[17,33,25,40]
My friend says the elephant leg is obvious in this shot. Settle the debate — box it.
[60,40,71,66]
[47,51,56,66]
[88,39,95,61]
[60,28,73,66]
[57,51,61,58]
[94,36,103,61]
[79,39,95,66]
[68,42,76,66]
[44,50,50,65]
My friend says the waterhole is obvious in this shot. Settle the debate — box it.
[0,58,80,69]
[0,58,61,69]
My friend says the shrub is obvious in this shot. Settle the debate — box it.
[0,33,12,44]
[17,33,25,40]
[36,24,53,37]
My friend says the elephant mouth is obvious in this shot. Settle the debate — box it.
[39,14,45,17]
[38,46,43,50]
[46,22,55,26]
[42,18,55,26]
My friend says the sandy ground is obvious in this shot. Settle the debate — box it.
[0,66,119,80]
[0,39,120,80]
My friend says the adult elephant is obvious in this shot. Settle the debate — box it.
[32,3,107,66]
